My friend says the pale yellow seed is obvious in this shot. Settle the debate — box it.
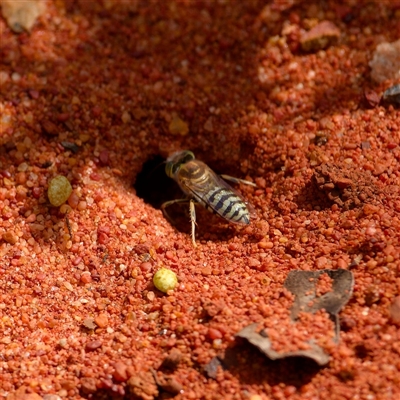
[48,176,72,207]
[153,267,178,293]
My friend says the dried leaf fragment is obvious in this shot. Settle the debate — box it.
[1,0,45,33]
[236,323,330,366]
[82,318,96,330]
[284,269,354,340]
[284,269,354,317]
[204,356,223,379]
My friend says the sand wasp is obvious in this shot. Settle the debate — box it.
[162,150,256,247]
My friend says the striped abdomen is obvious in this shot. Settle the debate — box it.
[202,187,250,225]
[176,160,250,225]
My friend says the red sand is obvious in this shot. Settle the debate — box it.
[1,1,400,399]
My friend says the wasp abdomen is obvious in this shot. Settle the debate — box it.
[204,188,250,225]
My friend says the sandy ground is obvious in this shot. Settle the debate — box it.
[0,0,400,399]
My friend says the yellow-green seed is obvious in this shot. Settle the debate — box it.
[48,175,72,207]
[153,267,178,293]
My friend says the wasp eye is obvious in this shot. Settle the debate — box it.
[165,162,179,177]
[165,163,172,177]
[172,164,179,175]
[180,151,195,164]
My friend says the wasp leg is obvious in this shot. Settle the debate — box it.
[161,199,190,225]
[189,199,197,247]
[220,174,257,187]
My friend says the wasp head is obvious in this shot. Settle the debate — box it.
[165,150,195,178]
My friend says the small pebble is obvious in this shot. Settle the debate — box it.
[389,296,400,325]
[248,257,261,268]
[249,396,263,400]
[43,395,62,400]
[161,349,183,370]
[121,111,131,124]
[382,84,400,105]
[207,328,223,340]
[63,281,74,291]
[17,394,43,400]
[99,150,109,165]
[11,72,21,82]
[168,114,189,136]
[95,313,109,328]
[41,120,59,136]
[300,21,341,52]
[364,89,381,108]
[369,39,400,83]
[113,361,128,382]
[80,377,97,394]
[85,340,102,351]
[258,241,273,250]
[67,191,80,208]
[80,272,92,284]
[2,231,18,245]
[77,200,87,210]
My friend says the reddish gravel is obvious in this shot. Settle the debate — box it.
[1,1,400,399]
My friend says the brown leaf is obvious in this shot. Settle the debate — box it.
[203,356,223,379]
[284,269,354,340]
[236,323,330,366]
[284,269,354,317]
[82,318,96,330]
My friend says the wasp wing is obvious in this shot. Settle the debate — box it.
[179,164,254,224]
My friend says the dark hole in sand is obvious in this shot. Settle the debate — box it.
[134,155,194,235]
[134,155,179,210]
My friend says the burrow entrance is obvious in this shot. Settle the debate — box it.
[134,155,179,210]
[134,155,193,234]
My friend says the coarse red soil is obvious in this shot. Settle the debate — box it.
[1,1,400,399]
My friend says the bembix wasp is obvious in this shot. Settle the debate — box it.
[161,150,256,247]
